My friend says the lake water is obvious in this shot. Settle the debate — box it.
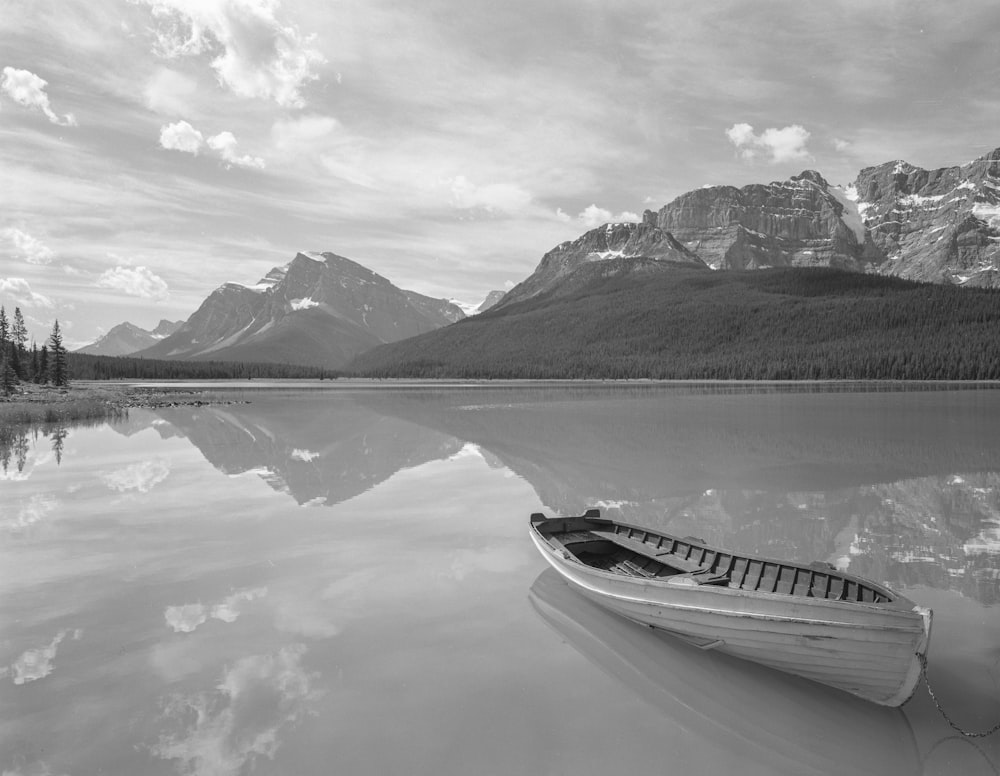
[2,383,999,775]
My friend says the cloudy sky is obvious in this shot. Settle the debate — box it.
[3,0,1000,347]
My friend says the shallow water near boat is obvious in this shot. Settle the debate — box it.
[2,383,999,775]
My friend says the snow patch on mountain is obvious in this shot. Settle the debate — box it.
[829,185,867,242]
[291,298,319,311]
[973,202,1000,227]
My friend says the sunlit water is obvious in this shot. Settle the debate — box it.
[2,383,999,775]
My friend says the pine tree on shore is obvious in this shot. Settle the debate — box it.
[48,320,68,387]
[12,308,27,378]
[37,345,48,384]
[0,351,16,397]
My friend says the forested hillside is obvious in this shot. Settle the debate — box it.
[350,267,1000,379]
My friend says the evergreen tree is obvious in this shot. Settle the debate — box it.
[0,351,16,397]
[48,320,68,387]
[37,344,48,384]
[30,342,38,382]
[11,308,27,377]
[0,306,7,348]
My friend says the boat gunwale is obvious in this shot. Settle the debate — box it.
[529,510,918,614]
[530,530,926,633]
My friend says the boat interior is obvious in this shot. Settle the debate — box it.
[540,518,893,604]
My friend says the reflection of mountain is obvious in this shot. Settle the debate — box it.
[150,396,463,506]
[356,386,1000,600]
[529,570,920,776]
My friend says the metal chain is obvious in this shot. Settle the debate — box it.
[919,653,1000,738]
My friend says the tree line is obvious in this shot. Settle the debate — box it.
[1,306,69,396]
[66,352,337,380]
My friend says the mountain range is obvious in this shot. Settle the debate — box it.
[75,319,183,356]
[81,147,1000,370]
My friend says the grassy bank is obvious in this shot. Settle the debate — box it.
[0,383,239,426]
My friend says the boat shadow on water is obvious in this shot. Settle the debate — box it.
[528,569,923,776]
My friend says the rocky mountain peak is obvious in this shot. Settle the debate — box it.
[138,249,465,368]
[497,219,704,308]
[791,170,829,187]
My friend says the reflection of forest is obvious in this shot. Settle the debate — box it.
[1,422,73,473]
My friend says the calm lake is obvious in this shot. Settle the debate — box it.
[2,383,1000,775]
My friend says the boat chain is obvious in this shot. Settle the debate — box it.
[918,653,1000,738]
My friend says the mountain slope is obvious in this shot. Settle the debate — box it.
[139,251,465,368]
[349,264,1000,379]
[75,319,183,356]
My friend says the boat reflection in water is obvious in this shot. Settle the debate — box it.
[528,569,921,776]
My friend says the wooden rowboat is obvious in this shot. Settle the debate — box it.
[529,509,933,706]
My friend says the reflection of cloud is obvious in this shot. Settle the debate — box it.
[211,588,268,623]
[446,546,526,581]
[151,645,320,776]
[165,604,207,634]
[5,629,81,685]
[2,494,58,532]
[166,588,268,632]
[0,763,72,776]
[101,458,170,492]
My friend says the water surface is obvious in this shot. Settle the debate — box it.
[2,384,999,775]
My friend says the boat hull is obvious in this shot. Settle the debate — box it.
[530,527,932,707]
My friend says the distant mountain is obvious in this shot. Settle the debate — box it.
[349,265,1000,379]
[138,251,465,369]
[476,290,506,313]
[75,319,183,356]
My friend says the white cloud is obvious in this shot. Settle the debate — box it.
[558,204,640,229]
[0,277,54,309]
[1,67,77,126]
[144,67,198,114]
[160,122,264,168]
[576,204,640,230]
[136,0,326,107]
[150,645,320,774]
[446,176,533,214]
[725,122,812,164]
[833,137,852,152]
[1,227,55,264]
[159,119,205,154]
[101,457,171,492]
[207,131,265,169]
[95,266,170,301]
